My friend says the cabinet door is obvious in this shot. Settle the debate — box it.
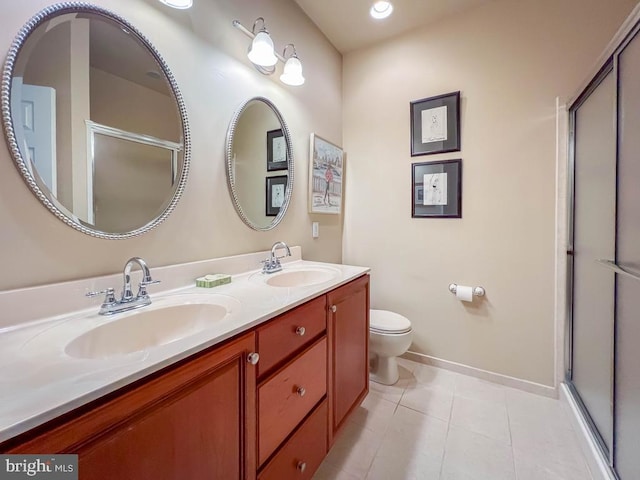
[9,333,257,480]
[326,274,369,442]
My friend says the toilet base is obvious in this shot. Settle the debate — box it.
[369,354,400,386]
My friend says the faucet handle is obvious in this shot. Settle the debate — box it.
[261,257,276,266]
[137,279,160,298]
[86,288,116,304]
[261,257,282,274]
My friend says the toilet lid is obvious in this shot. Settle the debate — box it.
[370,309,412,334]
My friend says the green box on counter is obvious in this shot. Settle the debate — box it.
[195,274,232,288]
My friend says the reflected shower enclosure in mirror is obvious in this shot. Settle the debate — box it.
[226,97,294,230]
[1,3,190,238]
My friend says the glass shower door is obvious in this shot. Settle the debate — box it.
[569,65,616,458]
[614,28,640,479]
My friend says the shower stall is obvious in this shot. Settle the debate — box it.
[567,15,640,480]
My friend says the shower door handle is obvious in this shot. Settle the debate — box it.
[596,259,640,282]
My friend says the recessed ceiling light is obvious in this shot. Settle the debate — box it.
[158,0,193,9]
[146,70,162,80]
[370,1,393,20]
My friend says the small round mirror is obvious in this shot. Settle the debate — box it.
[1,3,190,239]
[226,97,294,230]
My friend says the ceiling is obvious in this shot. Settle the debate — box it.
[293,0,491,53]
[89,17,171,96]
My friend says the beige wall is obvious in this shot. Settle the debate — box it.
[342,0,636,386]
[0,0,342,290]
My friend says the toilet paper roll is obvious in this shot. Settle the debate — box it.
[456,285,474,302]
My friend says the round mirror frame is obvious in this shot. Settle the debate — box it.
[0,2,191,239]
[225,97,294,231]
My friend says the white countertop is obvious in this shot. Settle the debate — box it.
[0,258,369,443]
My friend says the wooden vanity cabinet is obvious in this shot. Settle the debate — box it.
[4,332,258,480]
[2,273,370,480]
[256,273,370,476]
[254,295,329,477]
[327,274,370,443]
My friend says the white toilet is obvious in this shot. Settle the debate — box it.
[369,309,413,385]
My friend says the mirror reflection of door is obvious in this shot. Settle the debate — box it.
[11,77,57,195]
[89,124,180,231]
[93,136,176,232]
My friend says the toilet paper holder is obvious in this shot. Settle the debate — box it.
[449,284,485,297]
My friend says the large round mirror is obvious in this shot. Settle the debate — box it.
[226,97,294,230]
[1,3,190,239]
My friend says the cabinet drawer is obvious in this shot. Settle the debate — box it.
[258,400,327,480]
[257,296,326,377]
[258,337,327,465]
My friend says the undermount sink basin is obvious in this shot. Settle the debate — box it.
[257,266,341,288]
[65,298,238,360]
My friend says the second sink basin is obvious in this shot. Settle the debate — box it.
[64,295,240,360]
[252,265,341,288]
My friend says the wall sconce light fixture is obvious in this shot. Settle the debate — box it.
[246,17,278,68]
[233,18,305,86]
[280,44,305,86]
[158,0,193,9]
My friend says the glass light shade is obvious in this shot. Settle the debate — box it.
[247,31,278,67]
[280,56,305,86]
[158,0,193,9]
[370,1,393,19]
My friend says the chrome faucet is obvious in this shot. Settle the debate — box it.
[262,241,292,274]
[86,257,161,315]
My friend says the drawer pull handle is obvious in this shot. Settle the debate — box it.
[297,461,307,473]
[331,305,337,313]
[247,352,260,365]
[295,326,306,336]
[296,386,306,397]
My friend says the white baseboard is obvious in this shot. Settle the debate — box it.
[560,384,617,480]
[401,351,557,398]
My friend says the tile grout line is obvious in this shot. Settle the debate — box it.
[437,399,454,480]
[505,393,519,480]
[436,376,457,480]
[367,395,401,479]
[362,379,404,480]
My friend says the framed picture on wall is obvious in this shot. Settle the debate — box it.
[412,159,462,218]
[308,133,345,214]
[410,91,461,156]
[267,129,287,171]
[266,175,287,216]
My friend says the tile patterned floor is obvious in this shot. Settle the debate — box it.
[313,359,592,480]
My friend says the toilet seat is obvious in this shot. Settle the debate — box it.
[370,309,412,335]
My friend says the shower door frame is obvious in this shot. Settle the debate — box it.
[565,17,640,479]
[566,58,616,469]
